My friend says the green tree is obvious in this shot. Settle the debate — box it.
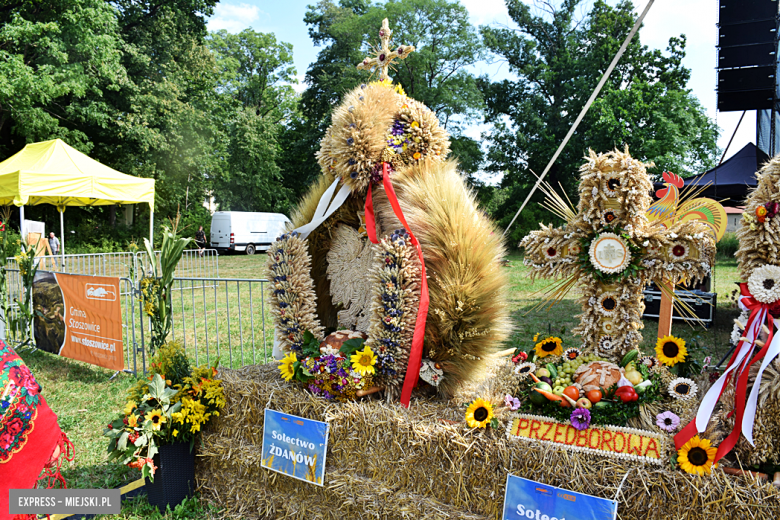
[206,29,298,213]
[0,0,223,243]
[0,0,127,155]
[480,0,719,242]
[105,0,222,227]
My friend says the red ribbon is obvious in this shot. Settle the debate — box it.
[674,283,774,462]
[364,163,430,408]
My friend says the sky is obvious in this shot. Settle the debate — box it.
[206,0,754,166]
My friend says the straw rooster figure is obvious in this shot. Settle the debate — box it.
[647,170,684,223]
[646,170,726,240]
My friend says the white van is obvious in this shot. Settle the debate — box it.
[210,212,291,255]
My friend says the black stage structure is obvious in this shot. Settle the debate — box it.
[718,0,780,155]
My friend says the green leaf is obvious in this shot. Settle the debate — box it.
[117,431,129,452]
[339,338,365,357]
[300,330,321,358]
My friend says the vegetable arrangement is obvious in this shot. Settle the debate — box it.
[515,348,664,427]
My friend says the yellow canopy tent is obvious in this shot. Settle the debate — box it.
[0,139,155,263]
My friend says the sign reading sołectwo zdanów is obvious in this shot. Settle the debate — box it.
[502,474,617,520]
[261,409,329,486]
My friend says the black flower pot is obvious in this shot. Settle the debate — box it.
[144,441,195,511]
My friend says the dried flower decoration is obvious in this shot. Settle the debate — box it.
[668,377,698,401]
[746,264,780,303]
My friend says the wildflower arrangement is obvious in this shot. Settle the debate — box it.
[278,331,381,402]
[104,342,225,480]
[141,218,191,354]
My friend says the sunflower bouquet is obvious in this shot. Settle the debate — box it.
[278,330,380,401]
[104,342,225,480]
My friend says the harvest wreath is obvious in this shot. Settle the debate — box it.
[267,19,510,405]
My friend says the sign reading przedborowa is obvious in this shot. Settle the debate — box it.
[506,414,667,464]
[261,409,330,486]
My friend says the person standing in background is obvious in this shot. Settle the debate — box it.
[195,225,206,257]
[48,231,60,268]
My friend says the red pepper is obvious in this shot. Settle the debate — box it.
[614,386,638,403]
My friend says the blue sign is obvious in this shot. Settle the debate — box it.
[261,409,330,486]
[502,474,617,520]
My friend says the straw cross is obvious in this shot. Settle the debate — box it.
[357,18,415,81]
[519,149,714,362]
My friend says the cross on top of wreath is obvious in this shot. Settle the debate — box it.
[519,148,716,361]
[357,18,415,81]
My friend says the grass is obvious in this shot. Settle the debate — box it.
[16,252,744,517]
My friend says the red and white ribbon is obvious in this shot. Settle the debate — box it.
[676,283,774,461]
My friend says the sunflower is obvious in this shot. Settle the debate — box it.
[655,335,687,366]
[127,414,139,428]
[148,409,166,431]
[124,401,137,415]
[350,345,377,376]
[465,398,494,428]
[563,348,581,361]
[601,210,618,226]
[668,377,698,400]
[603,172,621,196]
[678,436,717,476]
[534,336,563,358]
[278,352,297,381]
[670,242,688,260]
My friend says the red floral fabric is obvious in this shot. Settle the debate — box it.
[0,341,68,520]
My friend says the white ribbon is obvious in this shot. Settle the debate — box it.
[695,299,766,432]
[293,178,352,240]
[743,316,780,445]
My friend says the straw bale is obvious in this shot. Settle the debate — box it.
[197,365,780,520]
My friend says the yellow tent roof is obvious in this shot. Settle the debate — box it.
[0,139,155,210]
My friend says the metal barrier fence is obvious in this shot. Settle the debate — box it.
[125,276,272,374]
[4,252,276,376]
[135,249,220,280]
[167,277,272,370]
[6,249,219,281]
[6,249,219,299]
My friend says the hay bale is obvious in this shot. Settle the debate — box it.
[196,365,780,519]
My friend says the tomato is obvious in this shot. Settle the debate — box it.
[614,386,638,403]
[563,386,580,402]
[586,389,602,404]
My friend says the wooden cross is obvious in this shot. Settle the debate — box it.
[519,149,716,362]
[357,18,415,81]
